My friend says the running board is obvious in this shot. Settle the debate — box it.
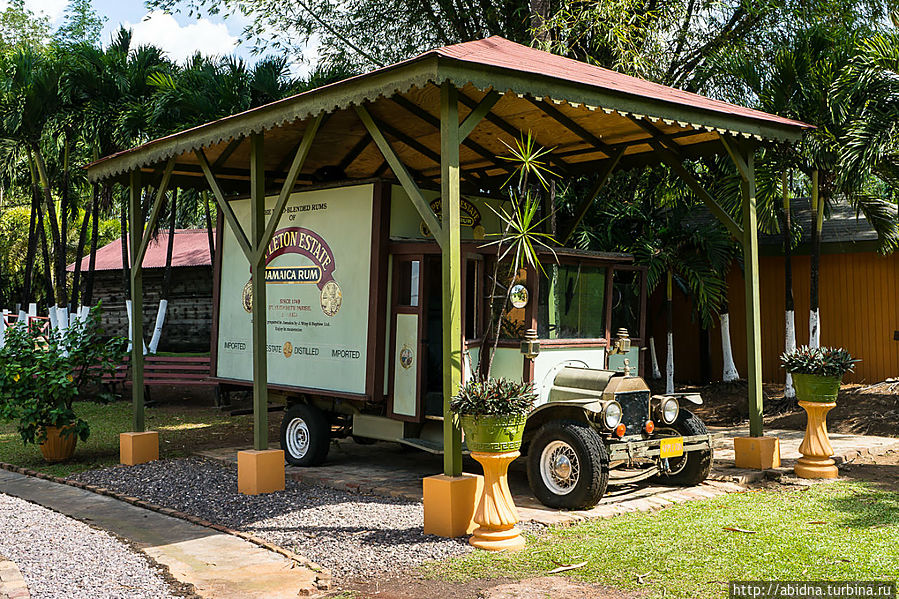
[398,437,470,455]
[228,404,285,417]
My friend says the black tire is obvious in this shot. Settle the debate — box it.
[526,420,609,510]
[652,408,713,486]
[280,404,330,466]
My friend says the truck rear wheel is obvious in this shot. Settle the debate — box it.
[652,409,712,486]
[527,421,609,510]
[280,404,330,466]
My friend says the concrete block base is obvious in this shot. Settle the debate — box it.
[120,431,159,466]
[237,450,285,495]
[733,436,781,470]
[423,473,483,538]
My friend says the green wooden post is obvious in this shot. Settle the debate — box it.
[741,150,764,437]
[440,81,463,477]
[250,132,269,451]
[128,170,145,432]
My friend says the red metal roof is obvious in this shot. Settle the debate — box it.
[432,37,808,129]
[66,229,213,272]
[86,36,811,181]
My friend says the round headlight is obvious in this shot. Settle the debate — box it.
[603,401,622,429]
[661,398,679,424]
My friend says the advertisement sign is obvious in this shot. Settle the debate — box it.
[217,184,374,394]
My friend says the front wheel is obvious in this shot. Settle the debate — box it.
[527,421,609,510]
[652,408,712,486]
[280,404,330,466]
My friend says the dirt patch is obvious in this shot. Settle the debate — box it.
[837,448,899,490]
[340,576,643,599]
[658,379,899,438]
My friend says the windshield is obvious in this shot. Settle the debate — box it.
[537,263,607,340]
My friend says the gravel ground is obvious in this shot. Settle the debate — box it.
[73,457,473,580]
[0,493,181,599]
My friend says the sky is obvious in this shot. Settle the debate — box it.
[9,0,316,72]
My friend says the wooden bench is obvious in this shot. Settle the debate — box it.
[101,355,215,402]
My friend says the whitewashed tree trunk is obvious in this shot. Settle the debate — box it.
[808,309,820,349]
[148,299,168,354]
[18,309,27,323]
[125,300,147,355]
[649,337,662,379]
[125,299,134,352]
[0,310,6,347]
[48,306,58,330]
[56,306,69,356]
[666,331,674,394]
[720,313,740,382]
[784,309,796,399]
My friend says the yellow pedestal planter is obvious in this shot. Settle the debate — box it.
[468,450,525,552]
[795,401,838,479]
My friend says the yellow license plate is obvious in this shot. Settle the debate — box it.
[660,437,684,458]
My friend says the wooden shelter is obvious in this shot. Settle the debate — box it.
[86,36,812,478]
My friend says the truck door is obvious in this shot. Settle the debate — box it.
[389,255,424,420]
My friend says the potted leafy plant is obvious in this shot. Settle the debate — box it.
[450,378,536,453]
[780,346,858,403]
[0,307,126,462]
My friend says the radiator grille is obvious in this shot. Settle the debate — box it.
[616,390,650,434]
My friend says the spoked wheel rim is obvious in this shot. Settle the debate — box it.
[285,418,310,460]
[540,440,580,495]
[655,427,688,476]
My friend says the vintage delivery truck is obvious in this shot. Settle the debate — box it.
[211,180,714,509]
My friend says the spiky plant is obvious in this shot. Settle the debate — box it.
[780,346,858,377]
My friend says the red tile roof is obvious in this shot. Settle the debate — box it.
[432,37,809,129]
[66,229,213,272]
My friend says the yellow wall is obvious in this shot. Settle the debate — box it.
[650,251,899,384]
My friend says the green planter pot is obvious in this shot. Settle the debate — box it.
[791,373,842,403]
[460,413,527,453]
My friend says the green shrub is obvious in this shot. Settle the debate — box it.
[0,306,126,445]
[780,346,858,377]
[450,377,536,417]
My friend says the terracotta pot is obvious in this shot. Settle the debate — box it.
[40,425,77,463]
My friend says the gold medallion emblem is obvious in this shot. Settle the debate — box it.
[242,279,253,313]
[400,344,414,369]
[282,341,293,358]
[320,280,342,317]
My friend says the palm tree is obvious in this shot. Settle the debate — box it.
[638,213,732,393]
[0,47,67,320]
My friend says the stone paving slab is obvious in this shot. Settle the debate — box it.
[709,426,899,463]
[200,426,899,527]
[0,470,323,599]
[0,555,29,599]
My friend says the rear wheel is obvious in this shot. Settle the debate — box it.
[527,421,609,510]
[280,404,330,466]
[652,408,712,485]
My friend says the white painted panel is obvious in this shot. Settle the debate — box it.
[217,184,373,394]
[392,312,419,417]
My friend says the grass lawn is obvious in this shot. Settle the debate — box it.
[436,482,899,599]
[0,399,256,478]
